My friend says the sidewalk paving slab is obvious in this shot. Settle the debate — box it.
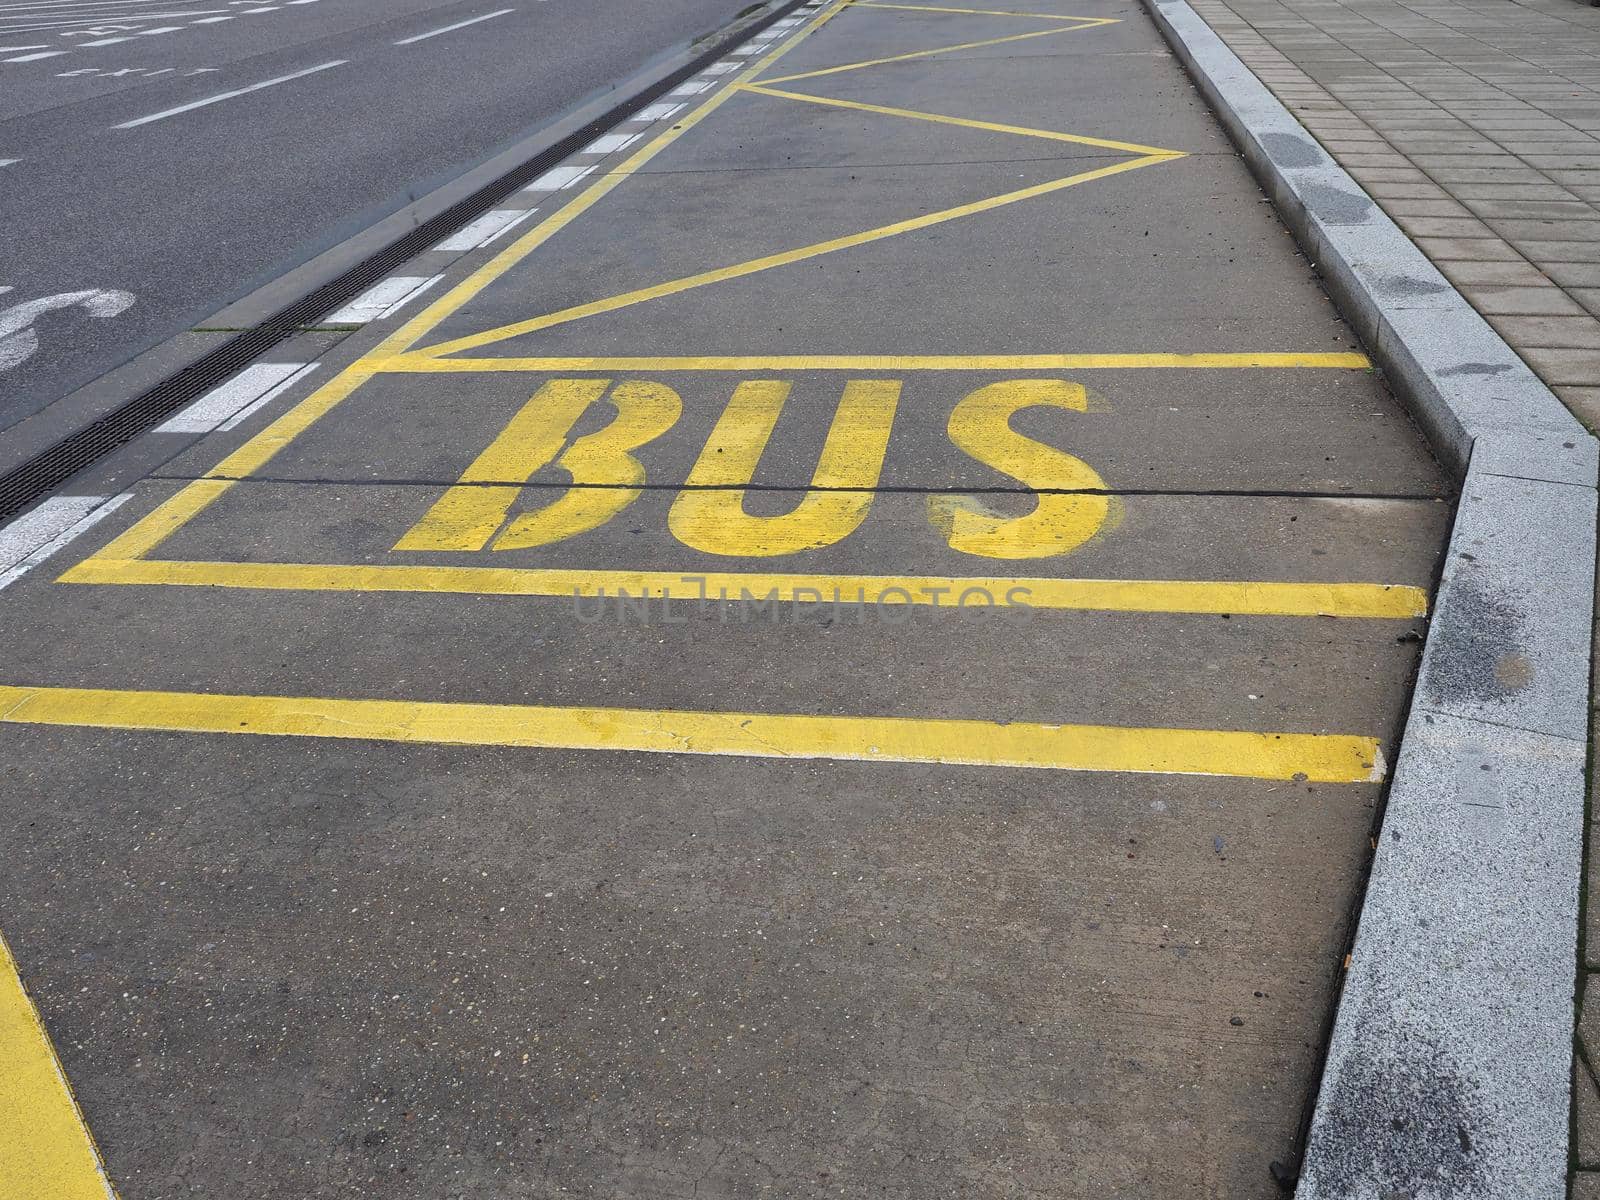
[1142,0,1600,1194]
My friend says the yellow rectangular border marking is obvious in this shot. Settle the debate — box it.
[740,81,1176,154]
[59,556,1428,619]
[367,351,1373,372]
[48,0,1371,573]
[0,684,1386,784]
[0,932,115,1200]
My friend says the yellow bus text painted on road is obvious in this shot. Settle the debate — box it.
[396,376,1114,560]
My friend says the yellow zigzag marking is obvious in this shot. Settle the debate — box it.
[402,93,1182,359]
[762,4,1115,85]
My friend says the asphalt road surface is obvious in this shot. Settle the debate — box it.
[0,0,759,432]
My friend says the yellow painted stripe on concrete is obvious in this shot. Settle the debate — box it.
[83,479,236,563]
[758,24,1093,85]
[406,153,1178,360]
[0,933,114,1200]
[741,83,1177,155]
[374,351,1373,373]
[57,556,1428,618]
[0,685,1385,783]
[852,3,1113,21]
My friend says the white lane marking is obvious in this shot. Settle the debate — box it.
[433,208,534,252]
[582,131,638,155]
[5,48,66,58]
[191,13,233,20]
[325,275,443,324]
[703,61,737,74]
[0,159,17,166]
[218,365,316,429]
[79,36,133,44]
[636,101,682,122]
[0,495,132,591]
[0,44,48,51]
[524,163,592,192]
[154,362,312,433]
[0,289,135,371]
[670,79,711,97]
[113,59,345,128]
[394,7,513,45]
[139,24,181,33]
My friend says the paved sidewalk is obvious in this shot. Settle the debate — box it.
[1188,0,1600,422]
[1172,0,1600,1190]
[0,1,1452,1196]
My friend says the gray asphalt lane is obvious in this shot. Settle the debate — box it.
[0,0,762,431]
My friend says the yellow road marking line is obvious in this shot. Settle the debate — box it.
[58,557,1428,618]
[0,933,115,1200]
[758,21,1108,85]
[368,351,1374,372]
[740,83,1176,154]
[83,479,237,562]
[401,153,1179,361]
[0,684,1386,783]
[853,2,1109,19]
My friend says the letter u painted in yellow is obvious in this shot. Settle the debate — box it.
[668,379,901,557]
[930,379,1111,558]
[394,378,681,551]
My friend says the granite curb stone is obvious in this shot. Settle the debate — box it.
[1144,0,1600,1195]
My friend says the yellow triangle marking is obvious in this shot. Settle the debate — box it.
[403,151,1181,362]
[392,1,1171,364]
[759,22,1104,85]
[855,3,1115,20]
[742,83,1180,156]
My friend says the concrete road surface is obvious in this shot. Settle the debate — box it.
[0,2,1453,1196]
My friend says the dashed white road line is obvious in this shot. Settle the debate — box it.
[0,495,131,592]
[433,208,536,252]
[113,58,345,128]
[0,159,18,167]
[394,7,514,45]
[636,101,683,122]
[5,48,66,59]
[583,131,638,155]
[524,163,593,192]
[325,275,443,324]
[155,362,314,434]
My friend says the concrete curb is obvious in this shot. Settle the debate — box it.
[1143,0,1598,1195]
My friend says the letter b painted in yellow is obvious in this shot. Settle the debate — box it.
[394,378,681,552]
